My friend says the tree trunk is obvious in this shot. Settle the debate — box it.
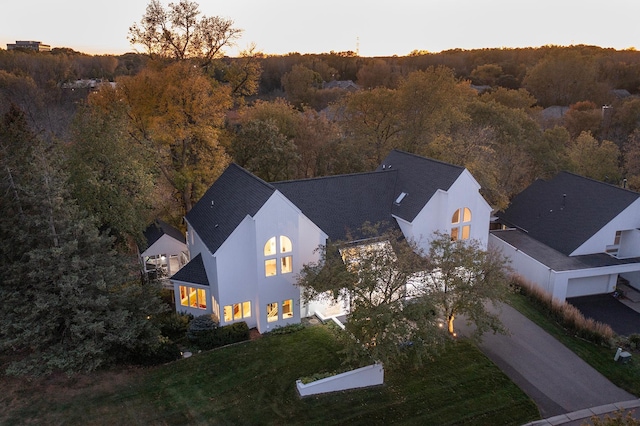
[447,314,455,335]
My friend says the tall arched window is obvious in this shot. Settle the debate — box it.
[264,235,293,276]
[451,207,472,241]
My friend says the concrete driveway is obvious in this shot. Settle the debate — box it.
[457,303,635,418]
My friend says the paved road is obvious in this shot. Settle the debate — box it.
[457,303,635,418]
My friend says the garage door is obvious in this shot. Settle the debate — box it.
[566,275,612,298]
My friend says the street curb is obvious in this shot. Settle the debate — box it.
[522,399,640,425]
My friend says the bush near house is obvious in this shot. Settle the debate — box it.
[188,318,250,350]
[511,275,616,346]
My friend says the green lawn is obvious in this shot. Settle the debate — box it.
[509,292,640,396]
[1,325,539,425]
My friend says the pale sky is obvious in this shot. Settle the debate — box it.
[2,0,639,57]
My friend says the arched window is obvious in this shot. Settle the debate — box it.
[264,235,293,276]
[451,208,472,241]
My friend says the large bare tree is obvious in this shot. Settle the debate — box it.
[129,0,242,68]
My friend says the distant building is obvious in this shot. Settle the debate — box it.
[6,41,51,52]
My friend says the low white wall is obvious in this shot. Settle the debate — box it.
[296,363,384,397]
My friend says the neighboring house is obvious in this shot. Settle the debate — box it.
[140,219,189,280]
[170,150,492,333]
[490,172,640,301]
[322,80,360,91]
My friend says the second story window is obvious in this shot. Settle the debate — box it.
[264,235,293,277]
[451,207,472,241]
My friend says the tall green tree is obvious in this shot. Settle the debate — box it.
[230,118,299,182]
[297,225,445,369]
[0,105,166,376]
[67,103,156,247]
[421,232,510,336]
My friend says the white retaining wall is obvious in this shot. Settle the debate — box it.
[296,363,384,397]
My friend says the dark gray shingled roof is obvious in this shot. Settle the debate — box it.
[170,253,209,285]
[273,170,398,241]
[377,150,465,222]
[498,172,640,256]
[143,219,185,248]
[188,150,468,252]
[492,229,640,271]
[185,164,275,255]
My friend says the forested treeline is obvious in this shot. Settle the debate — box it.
[3,0,640,375]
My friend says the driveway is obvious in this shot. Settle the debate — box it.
[567,294,640,336]
[457,303,635,418]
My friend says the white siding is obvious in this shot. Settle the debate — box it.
[573,199,640,256]
[140,234,187,260]
[252,192,326,333]
[402,169,492,252]
[566,275,614,298]
[214,216,258,329]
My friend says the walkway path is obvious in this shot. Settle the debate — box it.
[457,303,636,419]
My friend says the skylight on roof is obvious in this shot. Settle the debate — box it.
[395,192,407,204]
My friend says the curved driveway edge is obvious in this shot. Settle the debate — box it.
[457,303,636,418]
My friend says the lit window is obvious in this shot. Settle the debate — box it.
[283,299,293,319]
[451,208,472,241]
[267,302,278,322]
[233,303,242,320]
[462,225,470,240]
[265,259,277,276]
[223,301,251,322]
[224,305,232,322]
[264,235,293,277]
[280,236,292,253]
[264,237,276,256]
[179,285,207,310]
[197,288,207,309]
[463,207,471,223]
[452,209,460,224]
[281,256,292,274]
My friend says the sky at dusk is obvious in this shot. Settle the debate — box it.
[2,0,640,57]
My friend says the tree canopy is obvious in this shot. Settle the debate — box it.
[0,105,166,376]
[296,226,511,369]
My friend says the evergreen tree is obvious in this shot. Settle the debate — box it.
[0,105,166,376]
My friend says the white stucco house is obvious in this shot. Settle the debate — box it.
[490,171,640,301]
[140,219,189,280]
[170,150,492,333]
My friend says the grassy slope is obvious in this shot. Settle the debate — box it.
[509,292,640,396]
[1,326,539,425]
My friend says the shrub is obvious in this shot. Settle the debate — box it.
[190,321,250,350]
[268,323,306,335]
[155,312,192,342]
[187,314,219,341]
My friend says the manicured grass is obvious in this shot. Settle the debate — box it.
[1,326,539,425]
[509,292,640,396]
